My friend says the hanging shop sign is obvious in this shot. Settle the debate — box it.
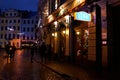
[74,11,91,22]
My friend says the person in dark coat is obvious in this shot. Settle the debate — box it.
[12,43,16,61]
[30,44,35,63]
[5,42,13,62]
[40,41,47,63]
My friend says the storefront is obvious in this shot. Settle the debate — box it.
[43,0,105,69]
[72,23,88,64]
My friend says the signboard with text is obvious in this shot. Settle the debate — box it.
[74,11,91,22]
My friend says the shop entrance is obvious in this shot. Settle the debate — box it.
[108,5,120,72]
[74,23,88,65]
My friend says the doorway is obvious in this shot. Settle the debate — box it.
[108,4,120,72]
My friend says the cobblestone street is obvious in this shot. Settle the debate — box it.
[0,49,78,80]
[0,49,117,80]
[0,49,42,80]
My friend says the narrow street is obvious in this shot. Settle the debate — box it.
[0,49,42,80]
[0,49,76,80]
[0,49,116,80]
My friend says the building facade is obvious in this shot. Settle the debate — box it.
[0,9,38,48]
[38,0,120,72]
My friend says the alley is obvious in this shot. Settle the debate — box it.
[0,49,42,80]
[0,49,77,80]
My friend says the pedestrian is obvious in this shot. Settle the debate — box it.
[30,44,35,63]
[40,41,47,63]
[5,42,13,62]
[12,43,16,61]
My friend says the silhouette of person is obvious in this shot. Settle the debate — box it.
[30,44,35,63]
[40,41,47,63]
[12,43,16,61]
[5,42,13,62]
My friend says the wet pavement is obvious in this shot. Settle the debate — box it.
[0,49,42,80]
[0,49,77,80]
[0,49,118,80]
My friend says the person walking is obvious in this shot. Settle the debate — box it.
[5,42,13,63]
[12,43,16,61]
[40,41,47,63]
[30,44,35,63]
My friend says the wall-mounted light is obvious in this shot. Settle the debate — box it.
[52,33,55,37]
[62,30,66,34]
[76,31,80,35]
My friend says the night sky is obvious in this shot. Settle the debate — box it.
[0,0,39,11]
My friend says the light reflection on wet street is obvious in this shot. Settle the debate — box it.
[0,49,42,80]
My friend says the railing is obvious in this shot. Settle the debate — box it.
[39,63,79,80]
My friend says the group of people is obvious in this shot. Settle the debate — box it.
[5,41,51,63]
[5,42,16,61]
[30,41,51,63]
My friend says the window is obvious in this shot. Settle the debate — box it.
[23,27,26,32]
[18,26,20,30]
[14,13,16,16]
[6,13,8,16]
[10,13,12,16]
[13,34,15,38]
[36,20,38,24]
[5,26,7,30]
[31,36,33,40]
[1,26,3,30]
[14,20,16,23]
[9,34,11,39]
[32,20,34,24]
[2,20,4,23]
[24,20,26,24]
[18,20,20,23]
[27,27,30,32]
[9,20,12,23]
[27,36,29,40]
[23,35,25,40]
[1,34,3,39]
[28,20,30,24]
[13,26,16,30]
[6,20,8,23]
[5,34,7,39]
[31,27,33,32]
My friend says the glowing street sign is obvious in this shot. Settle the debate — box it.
[74,11,91,22]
